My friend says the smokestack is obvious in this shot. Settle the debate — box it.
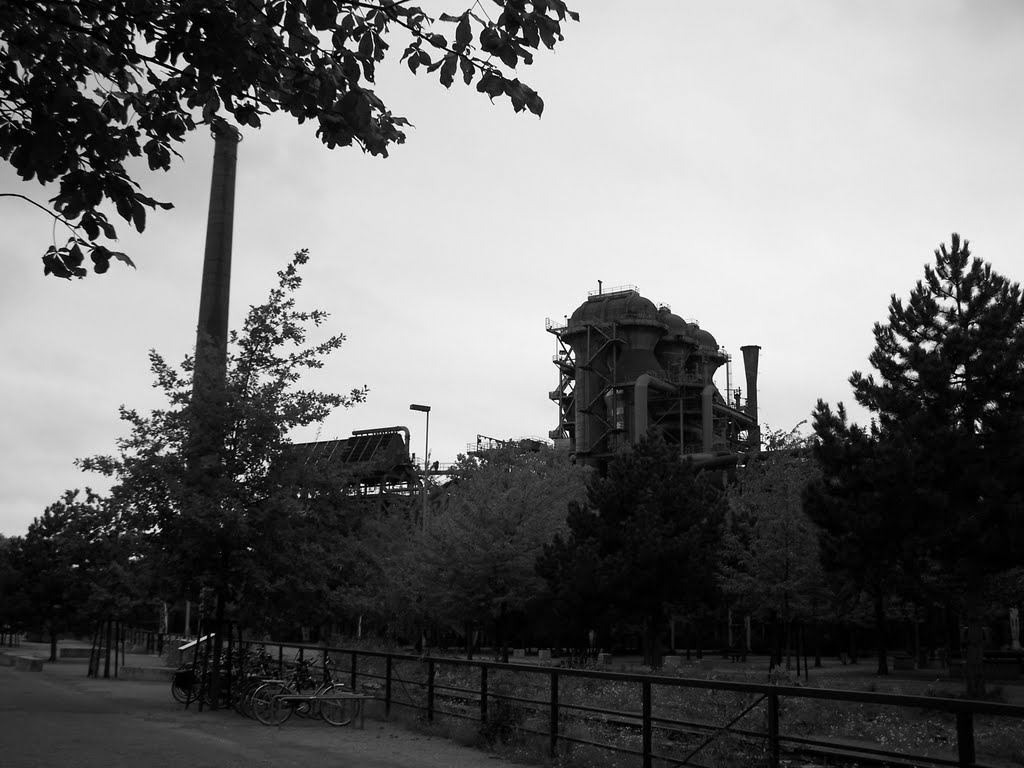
[189,125,240,463]
[740,345,761,449]
[194,125,240,387]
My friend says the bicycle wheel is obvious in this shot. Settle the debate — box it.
[306,682,334,720]
[235,678,266,718]
[251,681,293,726]
[290,672,318,718]
[319,684,356,727]
[171,668,201,704]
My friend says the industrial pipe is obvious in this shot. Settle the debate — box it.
[632,374,677,444]
[352,425,412,447]
[702,384,716,453]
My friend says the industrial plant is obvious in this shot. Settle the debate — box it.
[546,285,760,468]
[290,284,761,500]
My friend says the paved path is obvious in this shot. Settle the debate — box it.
[0,654,517,768]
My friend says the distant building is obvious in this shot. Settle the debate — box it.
[287,427,418,510]
[547,285,760,469]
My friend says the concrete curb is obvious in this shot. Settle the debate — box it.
[13,655,45,671]
[1,649,48,670]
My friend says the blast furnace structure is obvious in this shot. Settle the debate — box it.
[547,285,760,467]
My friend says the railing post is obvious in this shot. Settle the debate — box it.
[385,655,393,718]
[427,659,436,723]
[956,711,976,767]
[767,690,780,768]
[550,671,559,758]
[642,680,652,768]
[481,666,489,724]
[350,651,358,690]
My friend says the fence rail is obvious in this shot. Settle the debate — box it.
[228,641,1024,768]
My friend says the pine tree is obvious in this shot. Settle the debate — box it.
[805,404,922,675]
[817,234,1024,695]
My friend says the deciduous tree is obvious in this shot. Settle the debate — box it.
[80,249,364,701]
[0,534,25,638]
[540,438,726,666]
[719,448,825,668]
[6,490,132,660]
[404,444,588,659]
[1,0,578,278]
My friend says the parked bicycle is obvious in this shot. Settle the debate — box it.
[250,653,357,726]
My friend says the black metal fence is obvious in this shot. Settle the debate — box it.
[234,641,1024,768]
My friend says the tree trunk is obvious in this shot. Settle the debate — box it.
[498,603,509,663]
[814,622,822,668]
[769,614,782,669]
[48,625,58,663]
[104,619,112,678]
[208,587,227,710]
[784,619,793,671]
[964,593,987,699]
[642,615,663,668]
[914,615,925,668]
[801,623,809,681]
[88,622,101,677]
[783,594,791,670]
[874,589,889,676]
[945,604,960,661]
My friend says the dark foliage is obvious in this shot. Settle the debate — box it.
[0,0,577,277]
[539,438,725,664]
[808,234,1024,692]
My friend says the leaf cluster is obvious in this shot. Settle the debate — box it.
[396,445,588,634]
[719,452,826,622]
[0,489,153,633]
[0,0,578,278]
[804,404,923,609]
[77,250,366,626]
[809,234,1024,609]
[540,438,726,637]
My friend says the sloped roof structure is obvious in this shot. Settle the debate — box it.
[288,426,416,490]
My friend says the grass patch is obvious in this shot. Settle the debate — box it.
[336,648,1024,767]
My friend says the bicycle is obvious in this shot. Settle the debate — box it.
[249,652,323,725]
[250,652,360,726]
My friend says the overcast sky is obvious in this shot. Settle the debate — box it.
[2,1,1023,536]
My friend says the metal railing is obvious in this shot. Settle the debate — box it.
[233,642,1024,768]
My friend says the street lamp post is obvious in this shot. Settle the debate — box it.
[409,404,431,529]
